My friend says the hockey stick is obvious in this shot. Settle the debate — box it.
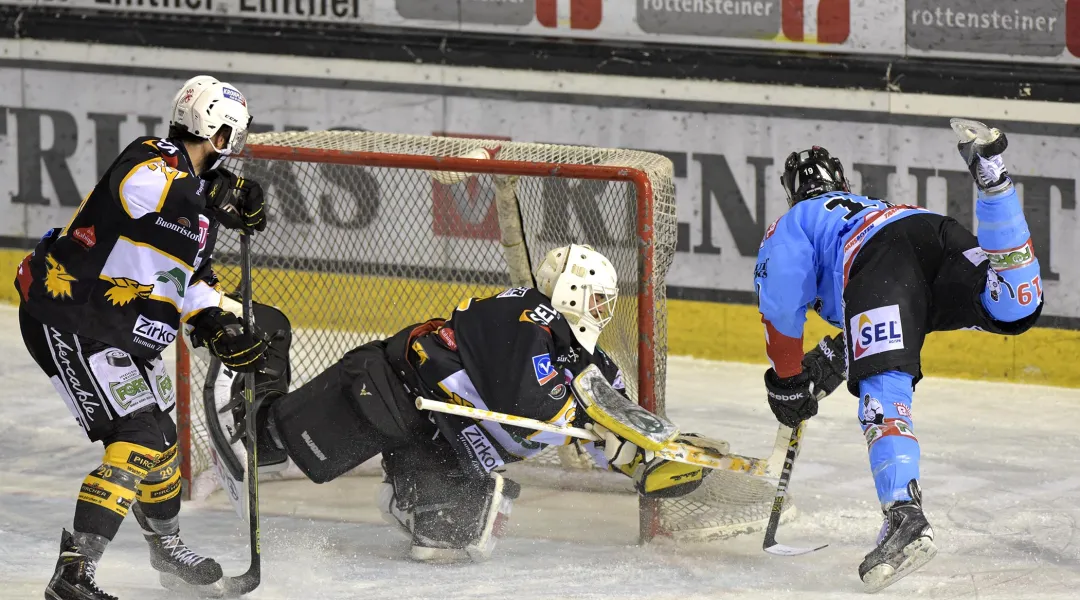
[416,397,775,476]
[762,421,827,556]
[220,230,262,596]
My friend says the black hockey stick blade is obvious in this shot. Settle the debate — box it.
[762,422,828,556]
[222,231,262,596]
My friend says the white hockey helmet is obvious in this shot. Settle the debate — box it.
[170,75,219,128]
[534,244,618,354]
[171,80,252,159]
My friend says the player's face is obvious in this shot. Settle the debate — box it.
[588,292,614,321]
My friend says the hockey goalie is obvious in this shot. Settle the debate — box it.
[206,244,713,562]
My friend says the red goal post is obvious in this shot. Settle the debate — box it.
[176,130,787,543]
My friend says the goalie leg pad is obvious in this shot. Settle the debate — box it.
[380,444,521,563]
[271,340,426,483]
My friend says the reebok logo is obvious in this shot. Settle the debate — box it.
[768,390,804,402]
[820,339,835,361]
[851,305,904,360]
[301,431,327,461]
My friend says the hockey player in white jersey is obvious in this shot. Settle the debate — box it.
[16,76,270,600]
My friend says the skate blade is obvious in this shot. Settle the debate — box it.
[409,545,469,564]
[160,572,228,598]
[950,118,994,143]
[861,536,938,594]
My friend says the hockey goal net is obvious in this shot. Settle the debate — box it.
[176,130,791,542]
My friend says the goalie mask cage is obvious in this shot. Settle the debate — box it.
[175,130,790,543]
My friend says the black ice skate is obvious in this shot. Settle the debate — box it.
[858,480,938,593]
[950,117,1009,192]
[380,471,519,564]
[133,504,224,596]
[44,530,117,600]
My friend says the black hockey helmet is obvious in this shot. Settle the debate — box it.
[780,146,851,207]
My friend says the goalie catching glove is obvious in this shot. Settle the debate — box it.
[188,307,267,372]
[573,364,708,498]
[589,423,712,498]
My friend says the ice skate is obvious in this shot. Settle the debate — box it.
[379,469,519,564]
[950,117,1009,192]
[44,530,117,600]
[858,480,938,593]
[133,503,225,597]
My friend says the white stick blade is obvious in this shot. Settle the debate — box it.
[764,542,828,556]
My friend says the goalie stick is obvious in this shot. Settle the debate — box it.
[218,231,262,597]
[415,397,778,477]
[762,421,827,556]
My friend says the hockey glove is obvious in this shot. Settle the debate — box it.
[802,333,846,400]
[765,368,817,429]
[588,425,708,498]
[203,168,267,232]
[189,307,267,373]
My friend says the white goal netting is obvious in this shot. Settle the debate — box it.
[176,130,793,542]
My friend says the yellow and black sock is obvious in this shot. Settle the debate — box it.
[135,444,183,524]
[73,442,160,540]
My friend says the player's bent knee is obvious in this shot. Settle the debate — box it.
[81,442,162,518]
[136,444,182,505]
[980,263,1043,328]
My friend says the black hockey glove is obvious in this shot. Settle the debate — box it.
[189,307,267,373]
[203,168,266,232]
[765,368,817,429]
[802,333,846,400]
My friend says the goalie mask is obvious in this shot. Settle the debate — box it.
[170,80,253,169]
[534,244,618,354]
[780,146,851,207]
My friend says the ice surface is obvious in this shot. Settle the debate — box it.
[3,303,1080,599]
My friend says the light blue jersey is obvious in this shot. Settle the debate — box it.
[754,192,927,340]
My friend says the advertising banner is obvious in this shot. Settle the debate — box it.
[2,63,1079,322]
[10,1,1080,66]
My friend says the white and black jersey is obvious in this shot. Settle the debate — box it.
[404,288,624,472]
[14,136,223,359]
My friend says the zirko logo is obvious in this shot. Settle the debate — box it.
[461,425,505,473]
[850,304,904,360]
[133,315,178,345]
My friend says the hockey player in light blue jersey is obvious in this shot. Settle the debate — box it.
[754,120,1043,593]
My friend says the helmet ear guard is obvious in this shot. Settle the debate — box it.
[534,244,619,354]
[780,146,851,207]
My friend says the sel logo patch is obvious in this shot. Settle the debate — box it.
[851,304,904,360]
[532,354,558,385]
